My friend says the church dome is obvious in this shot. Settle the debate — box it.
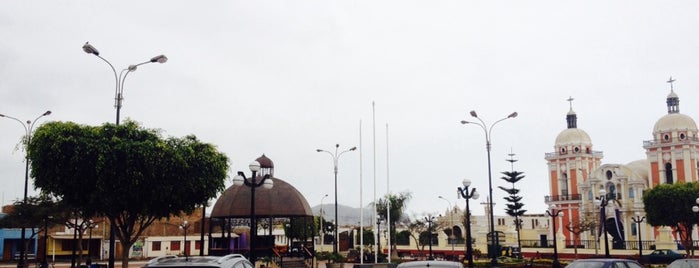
[555,128,592,146]
[653,113,698,134]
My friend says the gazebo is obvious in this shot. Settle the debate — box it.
[209,155,315,262]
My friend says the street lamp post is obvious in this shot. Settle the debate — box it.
[631,212,645,261]
[437,196,455,259]
[424,216,436,260]
[460,110,517,267]
[232,161,274,267]
[42,216,53,268]
[82,42,167,268]
[376,219,382,261]
[86,220,98,266]
[457,179,479,268]
[0,111,51,268]
[316,144,356,254]
[546,205,563,268]
[179,221,190,261]
[320,194,328,252]
[594,189,611,258]
[82,42,167,125]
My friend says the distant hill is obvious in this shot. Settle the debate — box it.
[311,204,375,226]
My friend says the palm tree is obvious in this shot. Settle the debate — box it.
[374,192,412,259]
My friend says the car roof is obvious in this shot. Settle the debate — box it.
[142,254,249,268]
[570,258,639,262]
[396,260,463,268]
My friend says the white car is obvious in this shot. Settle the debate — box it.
[396,260,463,268]
[142,254,253,268]
[668,259,699,268]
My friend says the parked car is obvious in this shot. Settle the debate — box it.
[565,258,644,268]
[397,260,463,268]
[643,249,687,264]
[668,259,699,268]
[141,254,253,268]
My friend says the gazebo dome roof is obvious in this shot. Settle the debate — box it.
[211,177,312,218]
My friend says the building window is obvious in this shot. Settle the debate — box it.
[631,223,637,236]
[153,241,161,251]
[628,187,635,200]
[171,241,181,251]
[195,240,201,250]
[666,163,674,184]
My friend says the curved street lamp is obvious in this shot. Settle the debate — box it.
[437,196,455,259]
[460,110,517,267]
[0,110,51,268]
[457,179,479,268]
[233,160,273,266]
[546,205,563,268]
[82,42,167,125]
[82,42,166,268]
[316,144,356,254]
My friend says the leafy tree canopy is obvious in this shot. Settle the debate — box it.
[27,120,229,266]
[643,182,699,253]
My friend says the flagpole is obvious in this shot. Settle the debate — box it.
[359,120,364,264]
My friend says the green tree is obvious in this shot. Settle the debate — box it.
[405,216,427,256]
[27,120,229,267]
[643,182,699,255]
[375,191,412,258]
[498,170,526,254]
[0,194,65,261]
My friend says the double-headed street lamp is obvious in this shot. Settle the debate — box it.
[82,42,166,268]
[0,111,51,268]
[424,216,436,260]
[179,221,190,261]
[82,42,167,125]
[437,196,455,259]
[316,144,356,254]
[457,179,479,268]
[546,205,563,268]
[594,189,611,258]
[460,110,517,267]
[631,212,645,260]
[233,161,273,267]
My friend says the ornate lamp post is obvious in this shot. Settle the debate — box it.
[437,196,455,259]
[461,110,517,267]
[424,216,436,260]
[179,221,190,260]
[631,212,645,260]
[457,179,479,268]
[232,160,273,267]
[594,189,611,258]
[0,110,51,268]
[546,205,563,268]
[82,42,166,268]
[316,144,356,254]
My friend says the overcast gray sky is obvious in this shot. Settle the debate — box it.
[2,1,699,219]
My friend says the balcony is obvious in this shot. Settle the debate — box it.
[545,194,582,202]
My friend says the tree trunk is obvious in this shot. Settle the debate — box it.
[121,240,133,268]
